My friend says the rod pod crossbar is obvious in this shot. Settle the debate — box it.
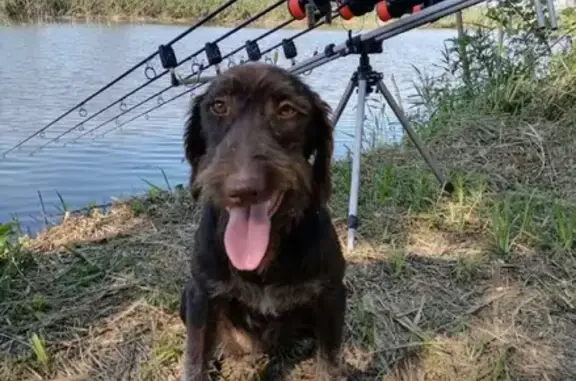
[289,0,490,76]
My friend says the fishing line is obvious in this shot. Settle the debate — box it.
[97,83,205,139]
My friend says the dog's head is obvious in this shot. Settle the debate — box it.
[183,63,334,271]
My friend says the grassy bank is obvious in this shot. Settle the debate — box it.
[2,2,576,380]
[0,0,491,29]
[3,0,576,30]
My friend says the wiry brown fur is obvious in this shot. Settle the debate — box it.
[180,63,346,381]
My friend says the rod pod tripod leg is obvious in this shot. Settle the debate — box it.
[330,52,453,251]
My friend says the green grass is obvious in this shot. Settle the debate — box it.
[0,0,285,25]
[2,2,576,379]
[2,0,576,32]
[0,0,496,29]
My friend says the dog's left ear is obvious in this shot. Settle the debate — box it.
[183,93,206,201]
[310,92,334,204]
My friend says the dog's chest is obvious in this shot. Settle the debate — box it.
[207,274,323,316]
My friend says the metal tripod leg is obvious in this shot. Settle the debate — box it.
[375,79,449,189]
[329,74,362,250]
[331,77,356,126]
[347,76,368,251]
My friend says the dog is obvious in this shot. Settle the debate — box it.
[179,62,347,381]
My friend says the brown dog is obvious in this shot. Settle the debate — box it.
[180,62,346,381]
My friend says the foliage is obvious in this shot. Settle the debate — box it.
[0,222,15,257]
[0,0,286,23]
[410,0,575,125]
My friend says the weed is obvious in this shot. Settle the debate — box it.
[29,333,50,374]
[147,186,163,201]
[389,249,407,277]
[129,197,146,215]
[375,163,395,203]
[489,197,514,259]
[552,201,576,251]
[0,221,15,257]
[453,255,479,282]
[85,200,97,215]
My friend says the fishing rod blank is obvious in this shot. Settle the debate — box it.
[66,16,301,142]
[53,12,331,145]
[17,0,288,155]
[1,0,239,158]
[107,0,490,138]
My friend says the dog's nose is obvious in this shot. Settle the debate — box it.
[224,169,265,205]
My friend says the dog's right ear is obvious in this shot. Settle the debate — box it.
[183,94,206,201]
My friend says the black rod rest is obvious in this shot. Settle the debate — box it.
[158,44,178,69]
[345,32,383,55]
[340,0,378,16]
[282,39,298,65]
[246,40,263,61]
[159,44,181,87]
[205,42,223,74]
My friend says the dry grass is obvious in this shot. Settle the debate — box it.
[2,112,576,380]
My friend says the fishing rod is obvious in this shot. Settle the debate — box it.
[2,0,287,157]
[84,0,490,139]
[53,17,300,146]
[51,9,343,146]
[67,5,345,143]
[1,0,239,157]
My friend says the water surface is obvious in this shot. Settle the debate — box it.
[0,23,457,233]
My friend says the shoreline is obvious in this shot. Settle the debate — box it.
[1,11,489,30]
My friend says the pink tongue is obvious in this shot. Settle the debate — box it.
[224,201,271,271]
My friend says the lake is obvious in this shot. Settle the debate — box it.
[0,22,457,234]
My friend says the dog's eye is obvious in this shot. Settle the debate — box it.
[277,101,297,119]
[209,99,229,116]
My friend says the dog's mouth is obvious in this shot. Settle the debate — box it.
[223,190,284,272]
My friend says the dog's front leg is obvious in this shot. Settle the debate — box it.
[179,278,215,381]
[313,283,347,381]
